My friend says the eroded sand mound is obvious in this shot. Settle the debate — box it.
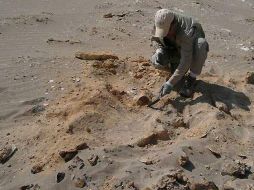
[0,55,253,190]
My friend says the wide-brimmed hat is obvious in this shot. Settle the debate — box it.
[155,9,174,38]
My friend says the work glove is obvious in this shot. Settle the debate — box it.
[160,82,173,97]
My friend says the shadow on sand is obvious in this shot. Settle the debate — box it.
[160,80,251,113]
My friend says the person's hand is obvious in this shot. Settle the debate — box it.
[160,82,173,97]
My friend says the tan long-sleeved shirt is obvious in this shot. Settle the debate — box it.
[152,12,205,86]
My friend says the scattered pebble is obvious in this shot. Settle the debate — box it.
[139,156,154,165]
[73,178,86,188]
[103,13,114,18]
[245,72,254,84]
[88,154,99,166]
[178,155,189,167]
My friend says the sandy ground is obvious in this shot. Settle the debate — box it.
[0,0,254,189]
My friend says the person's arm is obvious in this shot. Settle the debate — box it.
[167,37,193,86]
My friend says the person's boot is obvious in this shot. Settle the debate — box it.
[179,75,196,98]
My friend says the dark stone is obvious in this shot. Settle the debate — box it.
[59,149,78,162]
[56,172,65,183]
[75,142,89,150]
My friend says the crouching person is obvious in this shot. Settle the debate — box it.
[151,9,209,98]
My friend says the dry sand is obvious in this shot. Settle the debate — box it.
[0,0,254,189]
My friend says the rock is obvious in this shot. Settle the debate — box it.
[0,144,17,164]
[221,160,251,178]
[207,147,221,158]
[245,72,254,84]
[59,149,78,162]
[139,156,154,165]
[210,95,230,114]
[75,51,118,61]
[74,178,86,188]
[75,142,89,151]
[47,38,81,44]
[189,181,219,190]
[141,62,150,66]
[178,155,189,167]
[134,92,152,106]
[171,117,186,128]
[86,127,91,133]
[29,105,45,114]
[133,72,144,79]
[215,111,226,120]
[72,156,85,169]
[215,101,230,114]
[154,170,188,190]
[103,13,114,18]
[135,95,150,106]
[56,172,65,183]
[88,154,99,166]
[136,128,170,147]
[127,181,138,189]
[20,184,40,190]
[31,163,44,174]
[223,179,254,190]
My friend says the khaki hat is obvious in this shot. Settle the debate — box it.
[155,9,174,38]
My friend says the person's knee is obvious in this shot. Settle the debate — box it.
[197,38,209,52]
[151,52,171,71]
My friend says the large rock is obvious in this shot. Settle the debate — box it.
[134,92,152,106]
[136,127,170,147]
[223,179,254,190]
[75,51,118,61]
[221,160,251,178]
[154,170,188,190]
[189,181,219,190]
